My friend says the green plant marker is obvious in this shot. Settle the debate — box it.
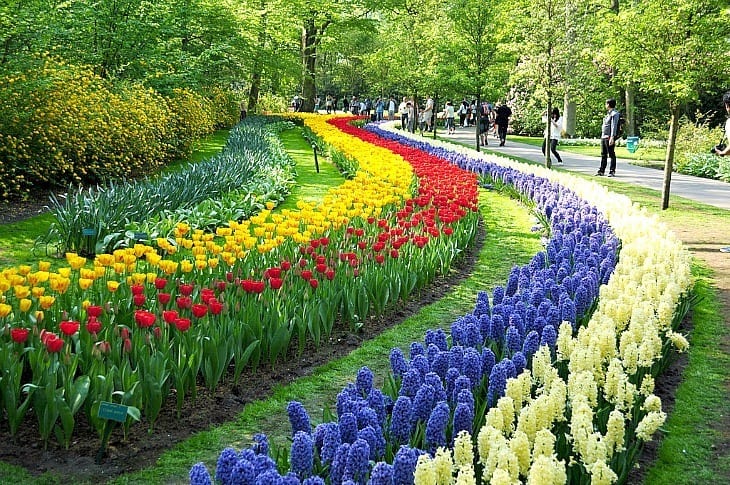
[96,402,129,464]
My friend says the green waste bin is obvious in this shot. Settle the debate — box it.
[626,136,640,153]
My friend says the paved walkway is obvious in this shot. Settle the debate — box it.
[429,126,730,211]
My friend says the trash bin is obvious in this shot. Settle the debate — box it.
[626,136,640,153]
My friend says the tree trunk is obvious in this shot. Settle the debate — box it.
[247,2,267,114]
[545,100,552,169]
[563,94,576,138]
[301,18,318,112]
[661,103,680,210]
[624,85,636,137]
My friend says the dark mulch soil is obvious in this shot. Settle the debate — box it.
[0,216,486,483]
[0,194,52,225]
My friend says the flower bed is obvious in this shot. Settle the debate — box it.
[0,116,479,449]
[190,119,692,484]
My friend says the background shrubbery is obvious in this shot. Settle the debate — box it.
[0,56,239,201]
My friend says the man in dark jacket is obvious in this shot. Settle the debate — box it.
[495,102,512,146]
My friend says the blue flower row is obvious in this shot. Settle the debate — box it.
[189,122,620,484]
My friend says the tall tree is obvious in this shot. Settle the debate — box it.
[607,0,729,209]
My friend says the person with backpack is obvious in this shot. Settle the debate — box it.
[596,98,620,177]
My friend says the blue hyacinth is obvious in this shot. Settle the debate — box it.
[290,431,314,479]
[358,425,383,460]
[474,290,491,317]
[540,324,558,349]
[230,459,255,485]
[425,328,448,351]
[425,372,448,403]
[356,366,374,396]
[357,406,379,430]
[329,443,350,484]
[339,412,358,444]
[389,348,408,378]
[368,462,394,484]
[448,345,464,370]
[457,388,475,416]
[399,368,422,398]
[344,438,371,484]
[409,342,426,359]
[453,401,474,436]
[392,446,419,485]
[215,447,238,485]
[522,330,540,358]
[412,384,436,424]
[512,351,527,374]
[281,472,300,485]
[287,401,311,436]
[367,389,386,426]
[189,462,212,485]
[462,347,482,387]
[487,360,509,407]
[446,367,460,402]
[425,401,450,451]
[426,343,440,363]
[303,477,325,485]
[321,422,341,465]
[255,469,282,484]
[252,433,269,456]
[490,314,505,343]
[411,354,430,377]
[452,375,471,402]
[478,314,491,342]
[431,351,449,379]
[389,396,413,443]
[481,347,496,377]
[492,285,505,305]
[505,325,522,355]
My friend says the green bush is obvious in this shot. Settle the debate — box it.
[0,56,240,202]
[673,113,724,178]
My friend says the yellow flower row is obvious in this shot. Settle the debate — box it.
[0,115,413,323]
[387,124,693,485]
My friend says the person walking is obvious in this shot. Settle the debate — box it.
[444,100,455,134]
[325,95,333,114]
[596,98,620,177]
[399,97,409,129]
[495,101,512,146]
[388,96,396,120]
[423,96,434,132]
[542,107,564,165]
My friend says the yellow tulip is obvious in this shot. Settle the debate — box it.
[13,285,30,299]
[38,261,51,271]
[39,295,56,310]
[107,280,120,292]
[19,298,32,312]
[0,303,11,318]
[79,278,94,290]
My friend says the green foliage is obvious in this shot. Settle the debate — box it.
[0,57,239,202]
[42,118,297,254]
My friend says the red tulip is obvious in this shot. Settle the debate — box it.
[120,327,130,339]
[154,277,168,290]
[158,292,171,305]
[45,335,64,353]
[131,284,145,295]
[355,228,365,237]
[301,270,313,280]
[85,317,102,334]
[375,254,385,264]
[310,239,320,249]
[216,280,227,292]
[208,299,224,315]
[280,260,292,271]
[325,268,335,280]
[134,310,156,328]
[267,267,282,279]
[163,310,179,324]
[153,326,162,339]
[315,263,327,273]
[226,271,235,282]
[87,305,103,318]
[390,249,399,259]
[200,289,215,304]
[176,296,192,309]
[269,278,283,290]
[191,304,208,318]
[59,320,80,336]
[309,279,318,289]
[10,328,29,343]
[174,318,191,332]
[123,338,132,353]
[179,283,194,296]
[443,227,454,236]
[133,293,146,307]
[319,237,330,246]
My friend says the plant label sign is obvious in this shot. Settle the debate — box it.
[98,401,129,423]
